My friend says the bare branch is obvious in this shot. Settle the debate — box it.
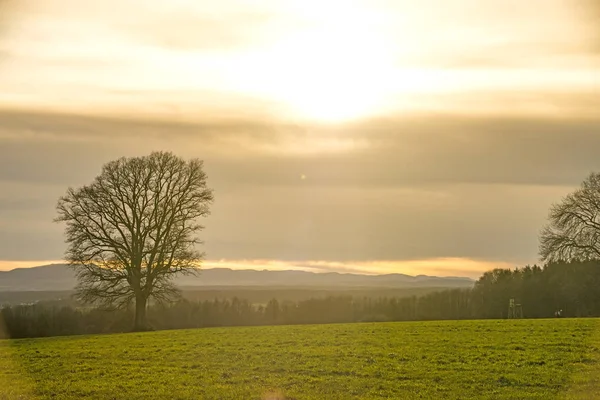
[540,172,600,263]
[56,152,213,329]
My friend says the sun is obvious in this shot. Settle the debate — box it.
[266,27,396,123]
[271,33,394,122]
[227,2,400,123]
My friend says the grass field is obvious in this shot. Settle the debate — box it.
[2,319,600,399]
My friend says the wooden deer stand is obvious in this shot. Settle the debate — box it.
[508,298,523,319]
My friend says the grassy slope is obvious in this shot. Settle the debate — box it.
[1,319,600,400]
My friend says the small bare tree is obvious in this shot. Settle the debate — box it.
[540,172,600,263]
[56,152,213,330]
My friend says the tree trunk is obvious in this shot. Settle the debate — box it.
[133,293,148,331]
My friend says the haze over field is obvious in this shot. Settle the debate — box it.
[0,264,474,291]
[0,0,599,277]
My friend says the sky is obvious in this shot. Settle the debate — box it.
[0,0,598,277]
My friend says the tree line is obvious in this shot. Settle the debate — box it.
[3,260,600,339]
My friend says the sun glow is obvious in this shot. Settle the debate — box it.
[265,32,394,122]
[224,2,406,123]
[2,0,596,123]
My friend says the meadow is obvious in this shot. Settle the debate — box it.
[1,319,600,399]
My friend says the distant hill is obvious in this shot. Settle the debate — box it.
[0,265,77,291]
[0,264,474,291]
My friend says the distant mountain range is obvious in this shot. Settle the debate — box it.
[0,264,474,291]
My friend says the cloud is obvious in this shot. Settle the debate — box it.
[0,0,597,269]
[0,258,514,278]
[8,0,288,52]
[125,10,288,51]
[0,0,597,121]
[0,260,63,271]
[372,0,600,69]
[580,0,600,53]
[0,0,16,47]
[2,109,595,265]
[1,108,599,188]
[201,258,516,278]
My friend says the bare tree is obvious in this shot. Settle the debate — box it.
[540,172,600,263]
[56,152,213,330]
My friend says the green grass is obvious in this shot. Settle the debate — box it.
[2,319,600,399]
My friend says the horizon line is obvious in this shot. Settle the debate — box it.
[0,258,530,279]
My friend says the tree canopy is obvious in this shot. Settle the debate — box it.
[540,172,600,263]
[56,151,213,330]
